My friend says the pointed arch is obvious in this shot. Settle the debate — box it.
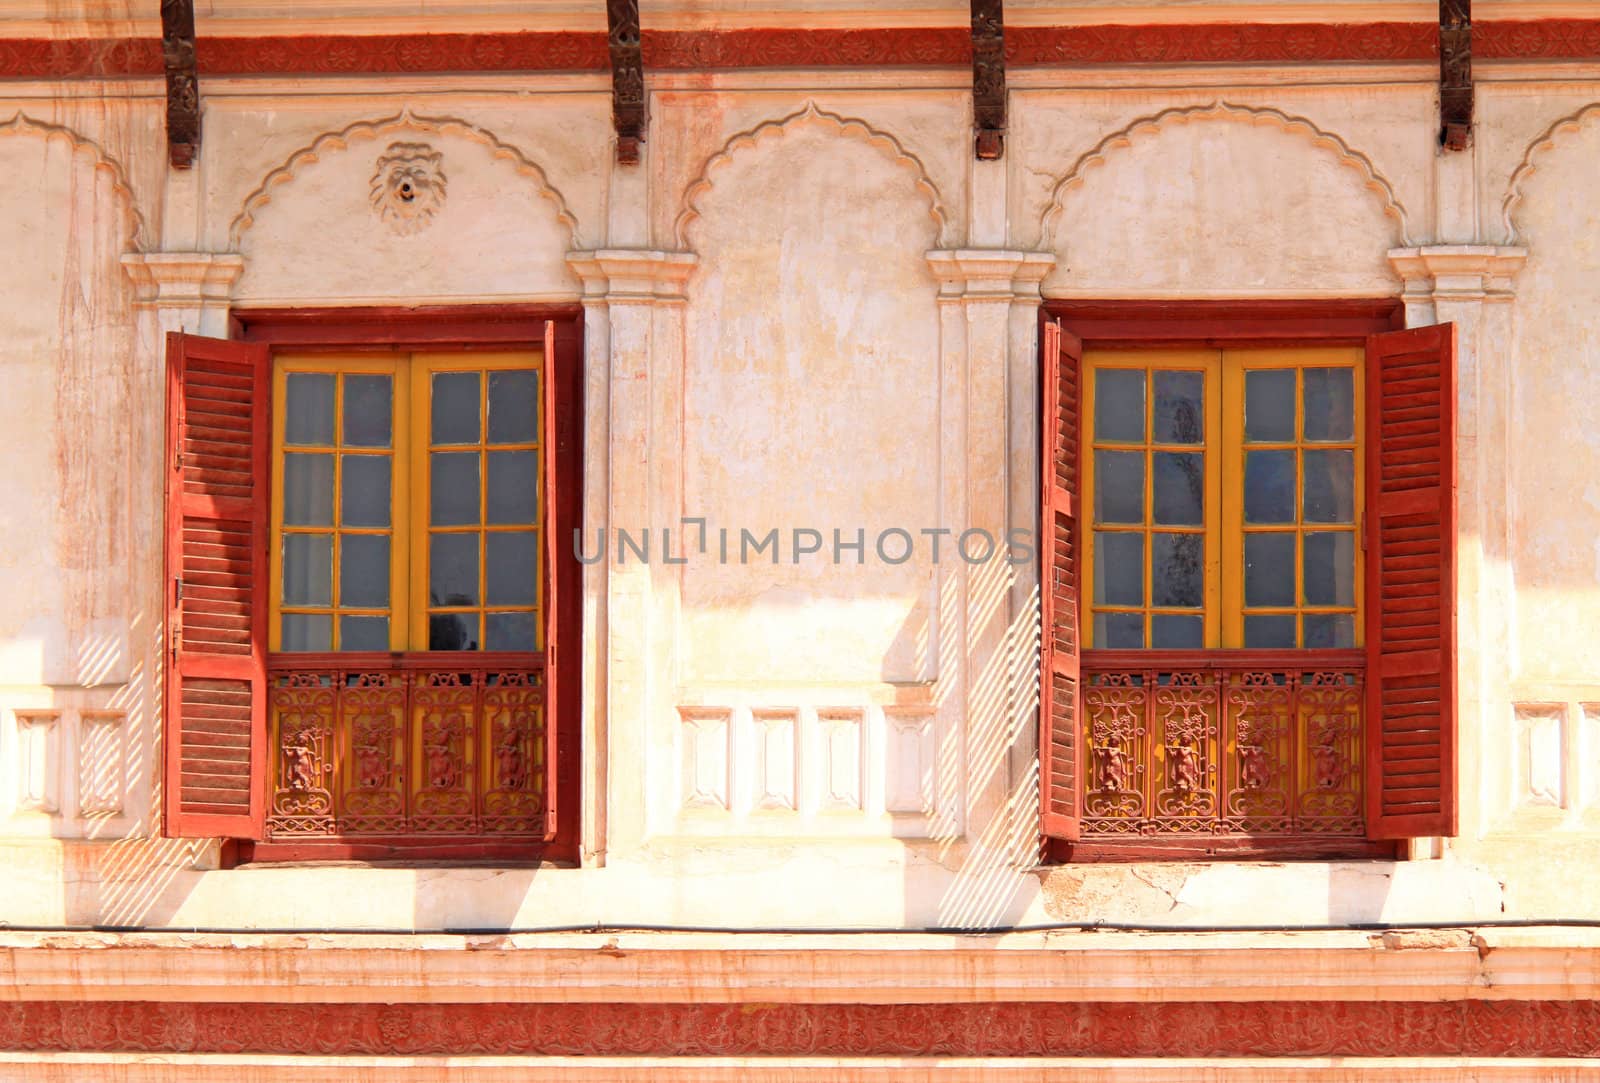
[0,112,146,251]
[674,101,949,250]
[1037,101,1411,250]
[228,108,581,249]
[1501,101,1600,244]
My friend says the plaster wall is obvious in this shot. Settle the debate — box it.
[2,34,1600,931]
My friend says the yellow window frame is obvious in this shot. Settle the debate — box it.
[269,349,543,654]
[1080,346,1364,650]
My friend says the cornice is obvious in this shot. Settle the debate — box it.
[925,249,1055,301]
[566,249,698,304]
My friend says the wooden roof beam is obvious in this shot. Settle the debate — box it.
[160,0,200,168]
[1441,0,1473,150]
[607,0,644,165]
[971,0,1005,159]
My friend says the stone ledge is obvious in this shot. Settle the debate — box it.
[4,927,1600,1004]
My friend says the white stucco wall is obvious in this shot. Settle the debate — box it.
[4,4,1600,932]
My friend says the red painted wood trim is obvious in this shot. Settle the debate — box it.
[1083,648,1366,670]
[5,999,1600,1056]
[230,303,584,866]
[1049,299,1405,348]
[11,20,1600,80]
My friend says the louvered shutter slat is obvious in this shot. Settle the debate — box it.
[164,332,270,839]
[1364,323,1458,840]
[1040,320,1084,841]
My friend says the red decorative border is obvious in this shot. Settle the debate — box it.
[3,1000,1599,1057]
[6,20,1600,79]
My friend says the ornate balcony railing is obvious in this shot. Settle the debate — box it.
[266,653,549,842]
[1080,650,1365,839]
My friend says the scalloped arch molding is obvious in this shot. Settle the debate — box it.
[1038,101,1412,250]
[0,112,146,251]
[674,101,949,250]
[228,108,580,249]
[1501,101,1600,244]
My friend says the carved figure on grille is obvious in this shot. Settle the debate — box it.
[284,744,317,791]
[496,728,527,791]
[1239,741,1271,790]
[1093,744,1133,793]
[355,740,387,789]
[1312,739,1344,789]
[1169,743,1202,794]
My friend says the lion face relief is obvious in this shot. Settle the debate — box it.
[369,142,447,234]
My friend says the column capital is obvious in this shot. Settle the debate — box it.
[120,252,244,308]
[924,249,1054,302]
[1388,245,1528,304]
[566,250,698,305]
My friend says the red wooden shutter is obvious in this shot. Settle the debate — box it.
[1365,323,1458,839]
[1040,319,1084,841]
[541,319,573,841]
[164,332,270,839]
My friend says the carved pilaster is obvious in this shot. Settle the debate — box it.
[121,252,244,337]
[1388,245,1524,327]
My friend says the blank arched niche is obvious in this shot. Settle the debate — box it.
[675,103,947,686]
[1038,102,1411,297]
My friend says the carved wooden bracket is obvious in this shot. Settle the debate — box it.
[607,0,645,165]
[1440,0,1473,151]
[971,0,1006,159]
[161,0,200,168]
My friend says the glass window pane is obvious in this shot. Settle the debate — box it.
[1152,613,1204,649]
[429,532,479,608]
[1094,368,1145,443]
[282,533,332,607]
[431,371,481,445]
[343,374,393,448]
[340,455,391,528]
[1153,370,1203,444]
[429,611,479,652]
[1094,450,1144,524]
[1303,531,1356,607]
[1244,449,1295,524]
[486,611,539,651]
[1244,613,1296,648]
[486,531,539,607]
[281,613,332,651]
[1153,452,1203,525]
[1093,532,1144,607]
[1304,613,1356,649]
[1245,369,1295,443]
[282,453,334,527]
[1094,611,1144,649]
[1244,532,1296,608]
[487,450,539,524]
[488,369,539,444]
[430,452,480,526]
[1152,532,1203,608]
[340,615,389,652]
[339,534,389,608]
[1303,367,1354,442]
[284,373,335,446]
[1303,448,1355,523]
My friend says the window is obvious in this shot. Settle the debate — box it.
[1040,315,1458,856]
[271,353,547,655]
[1082,348,1363,651]
[161,320,580,860]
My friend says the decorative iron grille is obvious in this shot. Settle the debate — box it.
[1080,651,1364,838]
[266,654,547,840]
